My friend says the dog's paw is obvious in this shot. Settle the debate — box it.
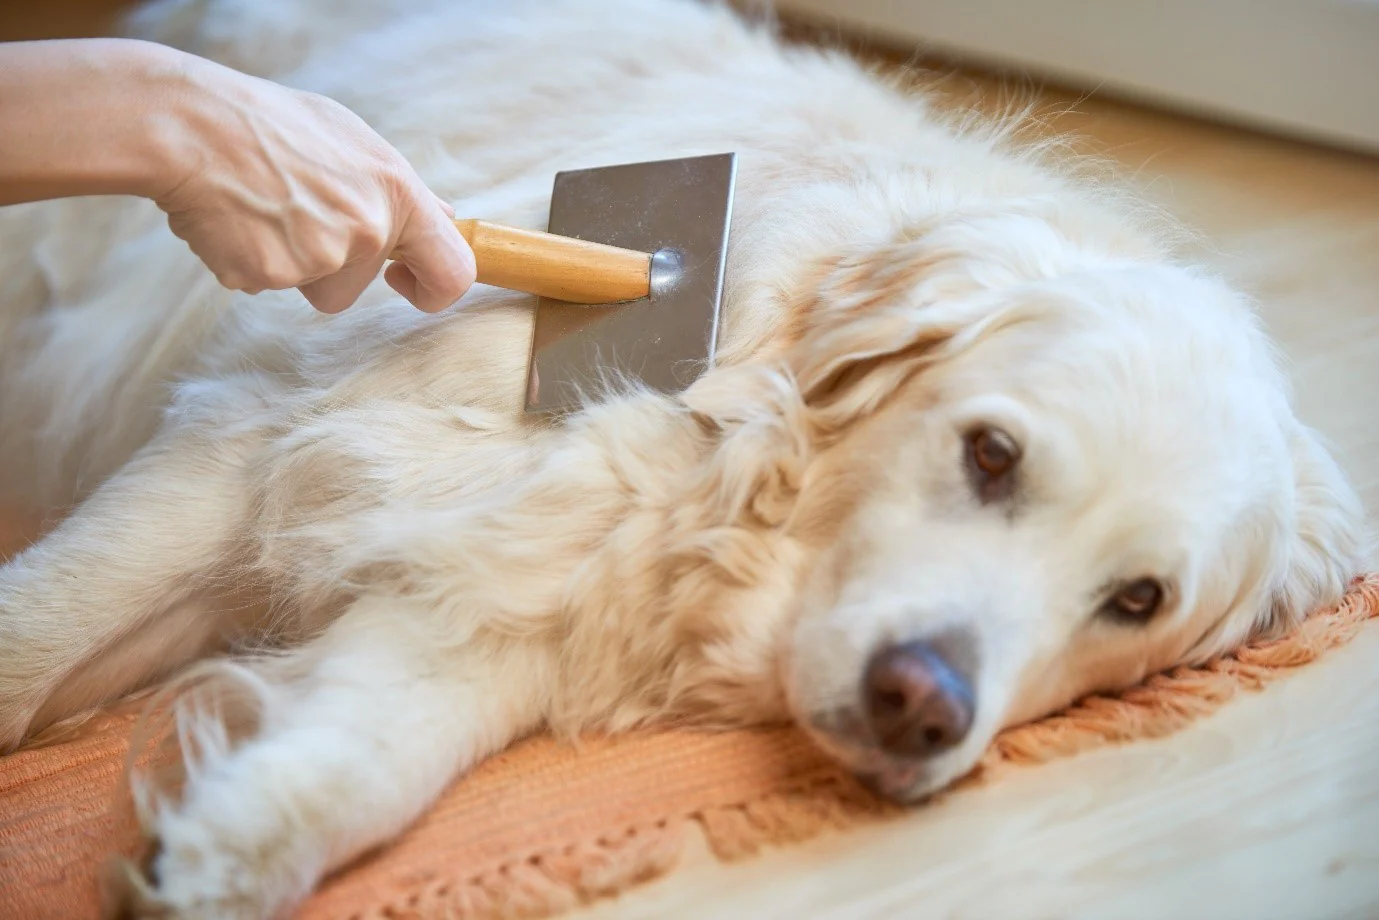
[103,858,176,920]
[103,853,275,920]
[103,803,312,920]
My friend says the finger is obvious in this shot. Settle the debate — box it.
[299,254,388,314]
[431,192,455,218]
[390,199,476,313]
[384,260,419,304]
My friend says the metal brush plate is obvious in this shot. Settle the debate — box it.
[525,152,737,413]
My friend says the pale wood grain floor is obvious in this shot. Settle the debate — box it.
[5,6,1378,918]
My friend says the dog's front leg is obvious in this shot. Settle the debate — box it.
[116,594,549,920]
[0,424,261,750]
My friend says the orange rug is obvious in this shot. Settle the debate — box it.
[1,507,1375,919]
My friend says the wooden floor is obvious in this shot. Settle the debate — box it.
[6,5,1379,918]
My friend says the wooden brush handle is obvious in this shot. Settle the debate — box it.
[451,219,652,304]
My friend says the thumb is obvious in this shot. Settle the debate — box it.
[390,200,475,312]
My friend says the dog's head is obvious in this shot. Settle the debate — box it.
[686,203,1366,801]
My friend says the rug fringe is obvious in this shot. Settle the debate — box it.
[350,781,895,920]
[349,821,687,920]
[697,775,898,861]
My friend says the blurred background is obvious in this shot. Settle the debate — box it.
[7,0,1379,155]
[776,0,1379,156]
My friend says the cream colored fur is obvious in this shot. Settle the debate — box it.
[0,0,1366,916]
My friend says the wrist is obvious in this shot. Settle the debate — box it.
[0,37,218,206]
[113,39,209,203]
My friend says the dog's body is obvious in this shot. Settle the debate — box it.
[0,0,1365,915]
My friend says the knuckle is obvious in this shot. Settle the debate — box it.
[262,264,304,290]
[383,162,425,201]
[304,240,350,279]
[380,149,413,178]
[356,219,391,254]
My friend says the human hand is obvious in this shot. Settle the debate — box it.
[152,55,475,313]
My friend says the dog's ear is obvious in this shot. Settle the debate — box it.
[1264,423,1367,636]
[784,235,1016,435]
[1190,423,1365,662]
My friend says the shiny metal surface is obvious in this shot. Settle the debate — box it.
[524,152,737,413]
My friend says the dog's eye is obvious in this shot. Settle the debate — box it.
[965,426,1020,502]
[1102,578,1165,625]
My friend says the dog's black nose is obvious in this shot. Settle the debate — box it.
[863,640,975,757]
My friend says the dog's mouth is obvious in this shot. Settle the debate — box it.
[855,760,933,801]
[805,708,942,803]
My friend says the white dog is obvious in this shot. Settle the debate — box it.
[0,0,1365,916]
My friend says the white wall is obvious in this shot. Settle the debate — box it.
[776,0,1379,155]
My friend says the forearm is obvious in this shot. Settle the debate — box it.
[0,37,474,313]
[0,38,191,205]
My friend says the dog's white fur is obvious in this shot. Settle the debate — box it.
[0,0,1366,915]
